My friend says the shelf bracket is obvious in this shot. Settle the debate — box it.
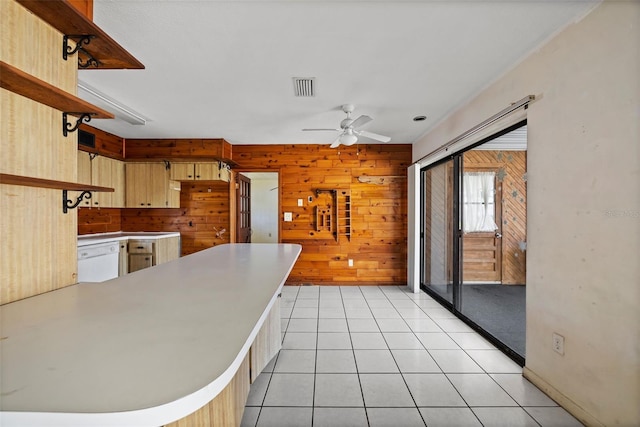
[63,112,92,137]
[62,189,92,214]
[63,35,99,68]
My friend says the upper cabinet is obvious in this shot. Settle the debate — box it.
[77,152,125,208]
[125,163,180,208]
[14,0,144,70]
[170,162,231,182]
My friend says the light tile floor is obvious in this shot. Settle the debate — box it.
[242,286,583,427]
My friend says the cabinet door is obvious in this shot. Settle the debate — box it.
[77,151,93,207]
[154,236,181,265]
[194,163,216,180]
[118,241,128,277]
[77,151,92,185]
[167,180,181,208]
[88,156,125,208]
[170,163,195,180]
[129,254,153,273]
[148,163,171,207]
[125,163,150,207]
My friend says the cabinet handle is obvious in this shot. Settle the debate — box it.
[140,203,144,206]
[147,203,151,206]
[136,246,144,249]
[196,175,200,178]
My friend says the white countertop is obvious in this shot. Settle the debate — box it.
[77,231,181,247]
[0,243,301,426]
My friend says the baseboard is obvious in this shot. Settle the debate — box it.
[523,367,604,427]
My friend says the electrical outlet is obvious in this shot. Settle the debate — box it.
[284,212,292,222]
[348,259,354,267]
[298,198,303,207]
[552,332,565,355]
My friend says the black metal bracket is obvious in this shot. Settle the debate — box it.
[164,160,171,170]
[63,35,99,68]
[62,190,92,214]
[63,113,92,137]
[89,153,98,161]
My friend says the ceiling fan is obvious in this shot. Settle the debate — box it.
[303,104,391,148]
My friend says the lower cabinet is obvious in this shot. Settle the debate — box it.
[128,237,180,273]
[118,241,128,277]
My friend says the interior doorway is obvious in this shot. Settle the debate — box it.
[237,172,279,243]
[420,122,527,363]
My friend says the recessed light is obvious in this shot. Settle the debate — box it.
[413,115,427,122]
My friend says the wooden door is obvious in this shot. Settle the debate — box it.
[236,174,251,243]
[462,170,502,283]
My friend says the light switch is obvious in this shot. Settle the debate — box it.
[297,199,303,207]
[284,212,293,222]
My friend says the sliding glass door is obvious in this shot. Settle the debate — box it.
[420,157,459,306]
[420,122,527,363]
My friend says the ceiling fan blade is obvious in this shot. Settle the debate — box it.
[302,128,340,132]
[349,115,372,130]
[329,134,342,148]
[358,130,391,143]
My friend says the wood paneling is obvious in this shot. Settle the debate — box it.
[1,0,78,304]
[121,182,230,255]
[464,150,527,284]
[164,353,250,427]
[125,138,233,163]
[234,144,412,286]
[79,124,125,160]
[78,207,121,234]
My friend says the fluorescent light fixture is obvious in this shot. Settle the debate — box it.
[77,80,148,125]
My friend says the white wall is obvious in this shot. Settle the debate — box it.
[243,173,278,243]
[412,2,640,426]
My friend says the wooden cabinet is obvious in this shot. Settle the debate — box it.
[125,163,181,208]
[128,240,153,273]
[155,236,181,265]
[76,152,125,208]
[118,241,128,277]
[170,162,230,182]
[128,237,180,273]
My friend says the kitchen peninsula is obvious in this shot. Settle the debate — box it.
[0,243,301,426]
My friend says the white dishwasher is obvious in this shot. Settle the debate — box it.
[78,241,120,282]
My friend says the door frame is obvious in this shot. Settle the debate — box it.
[230,168,281,243]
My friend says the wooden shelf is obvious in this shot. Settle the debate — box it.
[0,173,114,192]
[15,0,144,70]
[0,61,114,119]
[1,173,114,214]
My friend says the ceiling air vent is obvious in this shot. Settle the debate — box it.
[293,77,315,97]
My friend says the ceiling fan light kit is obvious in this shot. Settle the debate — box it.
[303,104,391,148]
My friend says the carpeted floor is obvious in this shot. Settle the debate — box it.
[461,284,526,359]
[426,284,526,359]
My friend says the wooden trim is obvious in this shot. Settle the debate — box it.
[0,61,113,118]
[0,173,114,192]
[14,0,144,69]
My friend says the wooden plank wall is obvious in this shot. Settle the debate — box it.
[78,207,122,234]
[121,181,231,254]
[234,144,412,286]
[1,0,79,304]
[125,138,233,163]
[79,123,124,160]
[463,150,527,284]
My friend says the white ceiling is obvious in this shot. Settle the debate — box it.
[78,0,598,146]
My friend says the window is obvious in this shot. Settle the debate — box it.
[463,171,497,233]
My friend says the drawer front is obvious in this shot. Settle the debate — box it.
[128,241,153,254]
